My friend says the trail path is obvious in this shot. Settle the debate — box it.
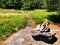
[4,26,52,45]
[4,25,60,45]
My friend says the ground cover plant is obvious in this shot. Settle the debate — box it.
[30,9,57,24]
[0,15,27,40]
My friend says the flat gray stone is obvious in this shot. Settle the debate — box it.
[4,27,55,45]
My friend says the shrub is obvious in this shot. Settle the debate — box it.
[46,0,59,11]
[0,0,47,10]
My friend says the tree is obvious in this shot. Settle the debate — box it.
[21,0,47,10]
[46,0,59,11]
[5,0,22,9]
[0,0,47,10]
[57,0,60,15]
[0,0,6,8]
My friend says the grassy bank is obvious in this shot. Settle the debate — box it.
[30,9,57,24]
[0,15,27,40]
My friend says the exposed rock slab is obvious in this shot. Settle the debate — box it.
[4,27,56,45]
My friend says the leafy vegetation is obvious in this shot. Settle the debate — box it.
[0,0,47,10]
[0,15,27,40]
[46,0,59,11]
[30,9,57,24]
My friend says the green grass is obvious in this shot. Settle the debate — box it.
[30,9,57,24]
[0,15,27,40]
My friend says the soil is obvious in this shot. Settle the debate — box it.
[49,24,60,30]
[0,41,4,45]
[49,24,60,45]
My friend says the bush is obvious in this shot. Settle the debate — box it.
[47,15,60,23]
[0,0,47,10]
[46,0,59,11]
[0,15,27,40]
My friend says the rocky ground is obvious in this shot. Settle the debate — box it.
[4,24,60,45]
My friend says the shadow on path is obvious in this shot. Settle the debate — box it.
[32,35,57,44]
[47,15,60,23]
